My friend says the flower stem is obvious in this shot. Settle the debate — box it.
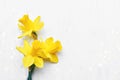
[28,32,37,80]
[27,65,35,80]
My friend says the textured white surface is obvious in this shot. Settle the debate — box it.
[0,0,120,80]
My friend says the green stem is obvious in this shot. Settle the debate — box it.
[27,65,35,80]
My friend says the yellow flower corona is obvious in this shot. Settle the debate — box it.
[42,37,62,62]
[18,14,44,38]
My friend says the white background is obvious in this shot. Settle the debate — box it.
[0,0,120,80]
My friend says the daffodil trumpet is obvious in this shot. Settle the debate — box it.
[16,14,62,80]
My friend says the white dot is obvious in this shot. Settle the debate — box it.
[103,55,107,58]
[116,32,119,35]
[98,63,103,67]
[112,30,115,34]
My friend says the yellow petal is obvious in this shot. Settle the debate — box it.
[32,40,41,49]
[24,40,29,46]
[23,55,34,68]
[19,15,32,27]
[18,23,25,32]
[46,37,54,44]
[46,41,62,54]
[33,22,44,31]
[16,46,26,55]
[38,51,51,59]
[34,16,40,24]
[33,16,44,31]
[18,14,33,35]
[55,41,62,51]
[18,31,32,38]
[34,57,44,68]
[16,40,31,55]
[49,54,58,63]
[24,40,31,54]
[47,37,54,41]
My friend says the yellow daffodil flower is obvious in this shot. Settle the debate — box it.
[16,40,44,68]
[18,14,44,38]
[16,37,62,67]
[43,37,62,63]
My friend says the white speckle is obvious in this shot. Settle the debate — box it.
[112,30,115,34]
[112,30,119,35]
[115,31,119,35]
[103,55,107,58]
[98,63,103,67]
[10,47,14,50]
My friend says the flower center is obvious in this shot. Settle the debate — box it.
[31,31,37,40]
[31,48,39,56]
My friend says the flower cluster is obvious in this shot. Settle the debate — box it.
[16,14,62,80]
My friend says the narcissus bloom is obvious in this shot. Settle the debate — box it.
[18,14,44,38]
[42,37,62,63]
[16,40,44,68]
[16,14,62,80]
